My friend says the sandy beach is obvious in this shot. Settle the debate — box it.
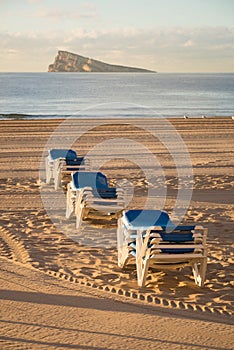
[0,117,233,349]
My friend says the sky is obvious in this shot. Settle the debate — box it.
[0,0,234,72]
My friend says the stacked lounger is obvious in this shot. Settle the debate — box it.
[117,209,208,287]
[45,148,90,190]
[66,171,125,229]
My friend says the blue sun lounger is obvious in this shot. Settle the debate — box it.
[45,149,90,189]
[66,171,125,229]
[45,149,77,185]
[117,210,208,287]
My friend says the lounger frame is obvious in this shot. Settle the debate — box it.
[117,211,208,287]
[74,187,125,229]
[66,174,125,229]
[53,157,90,190]
[45,149,77,185]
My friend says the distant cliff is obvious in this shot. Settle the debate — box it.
[48,51,156,73]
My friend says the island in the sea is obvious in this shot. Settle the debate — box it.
[48,50,156,73]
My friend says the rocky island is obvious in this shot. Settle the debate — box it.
[48,50,155,73]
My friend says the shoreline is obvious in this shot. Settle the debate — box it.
[0,114,233,121]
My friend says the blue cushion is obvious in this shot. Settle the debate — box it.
[153,231,194,253]
[65,157,85,170]
[49,149,77,160]
[129,234,194,254]
[124,210,172,229]
[92,188,117,199]
[72,171,108,190]
[159,232,193,242]
[161,248,194,254]
[66,157,84,166]
[174,225,195,231]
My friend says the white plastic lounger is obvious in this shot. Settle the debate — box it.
[66,171,125,229]
[45,149,77,185]
[53,156,91,190]
[117,210,208,287]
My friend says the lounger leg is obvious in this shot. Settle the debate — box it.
[76,206,84,230]
[54,173,58,190]
[118,245,130,269]
[136,232,150,287]
[136,257,150,287]
[192,258,207,287]
[117,219,122,263]
[117,219,124,267]
[54,171,61,191]
[65,196,70,219]
[66,190,73,219]
[199,258,207,288]
[45,159,51,184]
[117,220,129,268]
[192,263,200,286]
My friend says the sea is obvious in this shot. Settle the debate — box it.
[0,72,233,119]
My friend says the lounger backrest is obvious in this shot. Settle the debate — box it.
[65,149,77,160]
[65,157,84,166]
[49,149,77,160]
[72,171,108,190]
[64,157,85,171]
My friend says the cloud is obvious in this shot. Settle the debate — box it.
[183,40,194,47]
[27,0,42,3]
[0,26,234,72]
[6,49,18,54]
[34,3,97,20]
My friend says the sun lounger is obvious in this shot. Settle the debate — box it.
[53,156,91,190]
[45,149,77,185]
[66,171,125,228]
[117,209,208,287]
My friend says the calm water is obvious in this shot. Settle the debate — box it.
[0,72,233,119]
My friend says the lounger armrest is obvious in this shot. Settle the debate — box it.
[83,198,125,206]
[147,226,163,232]
[116,188,124,194]
[194,225,204,230]
[76,186,92,199]
[194,225,208,237]
[55,158,65,169]
[47,155,56,164]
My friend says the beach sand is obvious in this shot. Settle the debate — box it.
[0,118,233,349]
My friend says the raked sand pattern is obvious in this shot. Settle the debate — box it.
[0,118,233,349]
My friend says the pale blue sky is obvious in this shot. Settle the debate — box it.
[0,0,234,72]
